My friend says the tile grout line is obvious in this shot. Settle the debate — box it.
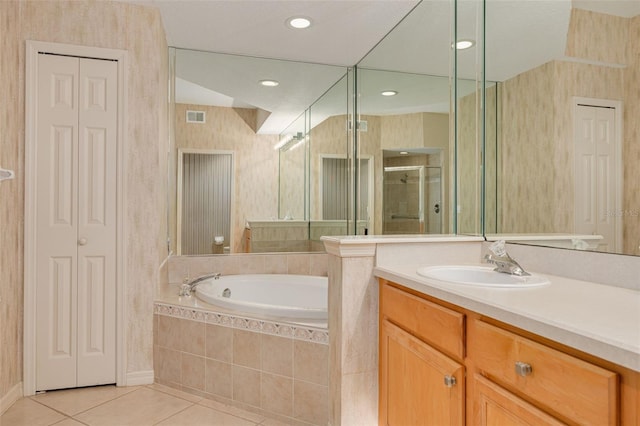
[26,396,76,423]
[150,401,198,426]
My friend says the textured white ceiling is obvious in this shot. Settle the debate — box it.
[131,0,420,65]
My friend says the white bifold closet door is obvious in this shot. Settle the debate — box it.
[35,53,117,391]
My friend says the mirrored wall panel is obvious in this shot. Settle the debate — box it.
[484,1,640,256]
[357,0,483,236]
[170,48,347,254]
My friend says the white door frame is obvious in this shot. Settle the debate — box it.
[573,96,623,252]
[24,40,128,395]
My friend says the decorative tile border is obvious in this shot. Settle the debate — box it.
[154,302,329,345]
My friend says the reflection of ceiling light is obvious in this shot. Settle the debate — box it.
[274,132,306,151]
[274,134,293,150]
[381,90,398,96]
[288,139,306,151]
[400,151,409,155]
[456,39,475,50]
[286,16,312,29]
[259,79,279,87]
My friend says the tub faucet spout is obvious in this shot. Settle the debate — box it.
[178,273,221,296]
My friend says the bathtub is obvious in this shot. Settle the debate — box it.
[194,274,328,321]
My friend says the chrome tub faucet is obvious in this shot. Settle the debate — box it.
[178,272,221,296]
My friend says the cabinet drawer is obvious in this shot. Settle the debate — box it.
[469,319,618,425]
[381,283,464,359]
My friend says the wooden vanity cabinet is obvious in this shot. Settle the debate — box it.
[468,319,618,425]
[379,282,465,426]
[471,373,566,426]
[379,279,640,426]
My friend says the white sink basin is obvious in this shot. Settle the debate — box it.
[416,265,550,288]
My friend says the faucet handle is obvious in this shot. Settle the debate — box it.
[489,240,507,257]
[178,282,192,297]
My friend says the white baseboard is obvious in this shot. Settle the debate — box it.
[125,370,155,386]
[0,382,23,416]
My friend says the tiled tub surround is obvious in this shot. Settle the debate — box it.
[154,305,329,425]
[156,253,330,425]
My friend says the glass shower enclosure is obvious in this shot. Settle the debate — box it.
[383,165,442,234]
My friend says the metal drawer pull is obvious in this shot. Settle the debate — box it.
[515,361,532,377]
[444,375,457,387]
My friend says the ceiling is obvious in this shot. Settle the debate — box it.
[128,0,420,66]
[123,0,640,135]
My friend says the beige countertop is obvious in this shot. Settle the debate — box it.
[375,263,640,372]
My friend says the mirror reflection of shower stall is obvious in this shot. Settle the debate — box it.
[383,150,442,235]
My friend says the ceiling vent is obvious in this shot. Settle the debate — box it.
[186,110,206,123]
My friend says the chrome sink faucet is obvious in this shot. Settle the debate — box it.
[178,272,221,296]
[484,240,530,276]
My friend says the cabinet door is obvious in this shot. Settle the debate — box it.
[472,374,565,426]
[380,319,464,426]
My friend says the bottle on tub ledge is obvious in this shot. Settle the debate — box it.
[212,236,224,254]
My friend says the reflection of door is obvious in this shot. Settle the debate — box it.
[35,54,117,391]
[383,166,442,234]
[178,150,233,255]
[574,102,620,252]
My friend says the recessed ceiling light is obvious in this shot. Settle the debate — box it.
[456,39,475,50]
[259,79,279,87]
[400,151,409,155]
[381,90,398,96]
[286,16,312,29]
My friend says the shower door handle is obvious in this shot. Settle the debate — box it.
[434,203,440,214]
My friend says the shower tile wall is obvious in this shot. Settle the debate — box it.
[154,314,329,425]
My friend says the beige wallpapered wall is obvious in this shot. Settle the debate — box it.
[496,8,638,255]
[174,103,279,254]
[457,90,483,235]
[0,0,168,401]
[624,15,640,255]
[0,0,23,403]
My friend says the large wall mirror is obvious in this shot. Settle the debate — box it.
[168,0,479,256]
[357,0,484,236]
[168,0,639,258]
[169,48,348,255]
[483,0,640,256]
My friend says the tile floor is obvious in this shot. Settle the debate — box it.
[0,383,293,426]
